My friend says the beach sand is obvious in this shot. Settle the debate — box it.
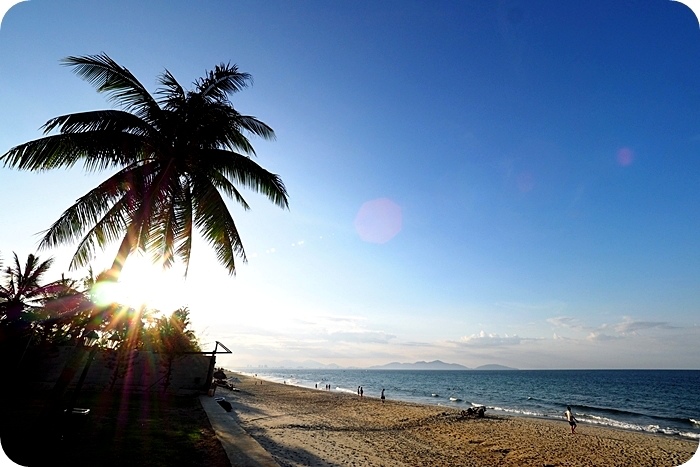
[216,374,698,467]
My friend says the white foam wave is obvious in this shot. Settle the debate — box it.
[491,406,544,417]
[581,415,700,439]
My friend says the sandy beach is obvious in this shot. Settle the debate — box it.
[215,373,698,467]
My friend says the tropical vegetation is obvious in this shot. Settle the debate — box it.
[0,251,200,359]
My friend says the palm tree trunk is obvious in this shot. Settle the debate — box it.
[104,229,136,282]
[49,228,137,416]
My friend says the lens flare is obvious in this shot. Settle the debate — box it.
[617,147,634,167]
[354,197,403,244]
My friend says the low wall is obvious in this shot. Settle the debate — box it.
[28,346,213,395]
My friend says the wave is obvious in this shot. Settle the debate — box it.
[490,405,547,418]
[486,406,700,440]
[582,414,700,440]
[571,403,692,426]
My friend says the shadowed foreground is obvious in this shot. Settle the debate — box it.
[0,391,230,467]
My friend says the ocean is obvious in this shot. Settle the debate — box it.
[235,368,700,440]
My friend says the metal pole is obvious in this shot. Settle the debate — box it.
[63,346,97,437]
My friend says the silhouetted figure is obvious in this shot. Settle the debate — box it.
[565,406,577,434]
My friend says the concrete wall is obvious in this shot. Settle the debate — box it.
[29,346,214,395]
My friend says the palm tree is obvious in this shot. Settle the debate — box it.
[142,307,200,392]
[0,252,55,325]
[1,53,288,280]
[26,267,107,349]
[0,253,58,373]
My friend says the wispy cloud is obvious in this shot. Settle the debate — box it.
[456,330,524,347]
[613,316,677,334]
[546,316,585,330]
[585,332,623,342]
[548,315,678,339]
[325,330,396,344]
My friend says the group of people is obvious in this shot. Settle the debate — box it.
[356,386,386,402]
[315,383,332,390]
[460,406,486,418]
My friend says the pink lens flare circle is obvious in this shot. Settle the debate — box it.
[617,147,634,167]
[354,197,403,244]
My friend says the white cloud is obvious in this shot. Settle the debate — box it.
[457,330,523,347]
[546,316,586,330]
[585,332,622,342]
[613,316,676,335]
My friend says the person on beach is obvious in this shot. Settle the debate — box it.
[565,406,577,434]
[360,386,364,398]
[381,388,385,403]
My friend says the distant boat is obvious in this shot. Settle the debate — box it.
[449,397,462,402]
[431,393,440,397]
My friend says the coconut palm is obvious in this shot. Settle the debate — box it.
[38,271,114,346]
[1,53,288,280]
[143,307,200,354]
[0,252,55,325]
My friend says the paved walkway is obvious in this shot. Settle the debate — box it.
[199,393,279,467]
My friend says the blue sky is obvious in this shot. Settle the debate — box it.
[0,0,699,369]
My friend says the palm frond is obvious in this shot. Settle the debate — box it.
[62,53,161,123]
[42,110,155,138]
[235,115,276,141]
[155,69,186,110]
[146,166,186,270]
[207,149,289,209]
[204,168,250,210]
[37,162,163,268]
[174,186,194,276]
[1,132,149,172]
[194,62,252,101]
[67,196,133,270]
[191,177,246,274]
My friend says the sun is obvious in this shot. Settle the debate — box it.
[91,256,188,312]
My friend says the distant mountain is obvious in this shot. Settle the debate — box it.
[369,360,470,370]
[475,364,518,370]
[238,360,517,371]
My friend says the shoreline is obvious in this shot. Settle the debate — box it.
[218,373,698,467]
[236,370,700,442]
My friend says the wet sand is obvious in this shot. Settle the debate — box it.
[218,374,698,467]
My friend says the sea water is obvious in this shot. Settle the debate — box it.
[235,369,700,440]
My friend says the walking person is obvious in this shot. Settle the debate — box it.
[360,386,364,398]
[381,388,385,403]
[565,406,577,434]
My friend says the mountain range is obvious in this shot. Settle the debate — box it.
[368,360,516,370]
[242,360,517,370]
